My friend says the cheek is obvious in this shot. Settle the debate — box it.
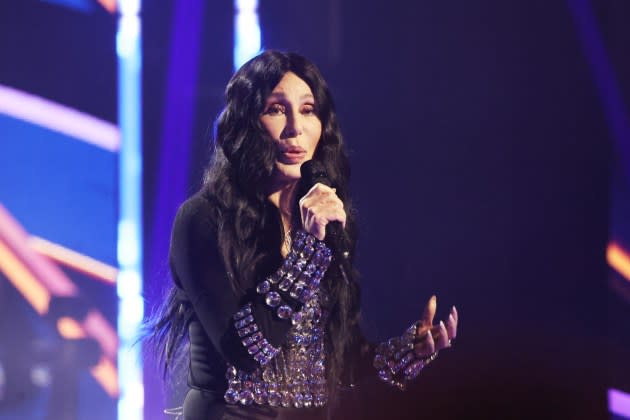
[260,118,280,139]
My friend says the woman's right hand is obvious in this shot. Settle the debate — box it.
[298,183,346,241]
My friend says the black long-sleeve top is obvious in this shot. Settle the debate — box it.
[168,194,398,419]
[169,194,299,384]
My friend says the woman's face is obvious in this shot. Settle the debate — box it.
[260,71,322,184]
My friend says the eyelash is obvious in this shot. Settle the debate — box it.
[263,103,317,116]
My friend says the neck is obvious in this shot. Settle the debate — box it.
[267,180,298,232]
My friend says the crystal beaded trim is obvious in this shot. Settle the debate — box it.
[233,303,280,366]
[258,230,332,319]
[373,321,429,390]
[225,291,329,408]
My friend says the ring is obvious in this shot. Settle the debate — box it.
[420,351,439,364]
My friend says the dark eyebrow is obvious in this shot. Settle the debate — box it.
[266,92,315,101]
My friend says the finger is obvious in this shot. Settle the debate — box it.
[314,215,328,240]
[312,202,346,225]
[446,313,457,340]
[452,305,458,324]
[435,321,449,350]
[420,295,436,328]
[415,328,435,357]
[308,182,335,197]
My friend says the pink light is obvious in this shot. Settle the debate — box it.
[0,84,120,152]
[0,205,77,296]
[609,388,630,418]
[83,310,118,360]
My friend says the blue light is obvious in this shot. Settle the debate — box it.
[117,0,143,419]
[234,0,261,70]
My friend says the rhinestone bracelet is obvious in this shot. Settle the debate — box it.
[233,303,280,366]
[373,321,438,390]
[255,230,332,322]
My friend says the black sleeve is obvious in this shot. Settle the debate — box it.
[169,195,295,373]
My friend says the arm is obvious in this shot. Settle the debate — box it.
[372,296,459,390]
[169,195,331,373]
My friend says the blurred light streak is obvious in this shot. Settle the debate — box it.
[0,240,51,314]
[57,316,88,339]
[234,0,261,69]
[90,356,120,398]
[567,0,630,185]
[0,205,77,296]
[608,242,630,283]
[610,388,630,419]
[99,0,117,13]
[29,236,118,284]
[83,309,119,359]
[0,84,120,152]
[117,0,144,417]
[0,206,119,395]
[118,0,140,15]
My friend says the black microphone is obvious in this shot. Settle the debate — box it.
[299,160,346,256]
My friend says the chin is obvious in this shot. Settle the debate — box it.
[273,162,302,183]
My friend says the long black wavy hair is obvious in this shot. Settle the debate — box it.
[146,50,362,399]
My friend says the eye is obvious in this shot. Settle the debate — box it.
[301,103,318,115]
[263,103,286,115]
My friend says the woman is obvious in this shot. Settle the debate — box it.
[148,50,458,419]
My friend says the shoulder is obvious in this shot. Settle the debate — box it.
[171,193,218,249]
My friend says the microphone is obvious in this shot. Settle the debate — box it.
[299,160,346,257]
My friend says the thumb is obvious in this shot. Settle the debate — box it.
[420,295,437,328]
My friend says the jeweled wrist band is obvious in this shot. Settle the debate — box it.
[233,303,280,366]
[373,321,439,390]
[256,230,332,321]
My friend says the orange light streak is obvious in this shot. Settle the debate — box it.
[29,236,117,285]
[0,206,120,397]
[0,205,77,296]
[0,240,50,314]
[99,0,117,13]
[90,356,120,398]
[608,242,630,282]
[57,316,87,339]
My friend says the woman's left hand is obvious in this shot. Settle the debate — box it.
[414,295,458,358]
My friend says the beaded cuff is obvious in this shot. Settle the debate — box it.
[225,292,329,408]
[256,230,332,321]
[233,303,280,366]
[373,321,437,390]
[224,230,332,408]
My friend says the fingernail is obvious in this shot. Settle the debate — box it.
[440,320,445,328]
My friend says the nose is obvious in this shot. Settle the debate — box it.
[283,109,303,139]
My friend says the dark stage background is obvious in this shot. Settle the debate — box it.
[141,1,626,419]
[1,0,628,419]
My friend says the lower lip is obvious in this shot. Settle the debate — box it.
[279,152,306,164]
